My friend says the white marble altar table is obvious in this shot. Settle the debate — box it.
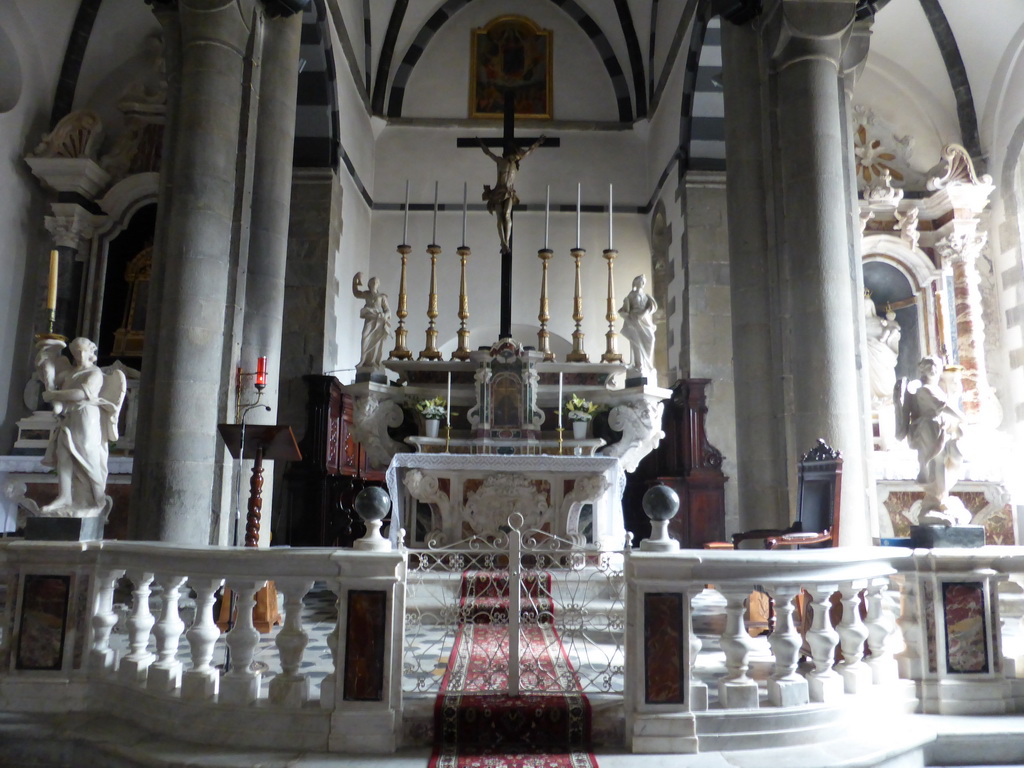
[385,453,626,550]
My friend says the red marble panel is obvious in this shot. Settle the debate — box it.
[942,581,988,674]
[344,589,387,701]
[643,592,686,705]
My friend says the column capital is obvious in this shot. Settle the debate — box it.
[841,18,873,95]
[764,0,858,71]
[934,228,988,269]
[44,209,97,250]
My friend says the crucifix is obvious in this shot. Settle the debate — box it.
[457,90,558,340]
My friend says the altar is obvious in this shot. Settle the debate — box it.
[385,453,626,549]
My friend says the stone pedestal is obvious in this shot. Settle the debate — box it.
[910,525,985,548]
[25,516,105,541]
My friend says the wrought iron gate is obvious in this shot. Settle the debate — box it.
[402,513,626,696]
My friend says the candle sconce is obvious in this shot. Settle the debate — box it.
[235,356,268,422]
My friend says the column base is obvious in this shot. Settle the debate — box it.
[221,673,262,705]
[90,648,118,673]
[869,656,899,685]
[146,663,182,694]
[768,676,809,707]
[841,662,874,693]
[718,678,759,709]
[269,674,311,707]
[690,681,708,711]
[118,655,153,686]
[181,668,219,700]
[328,709,398,753]
[629,713,698,753]
[809,672,844,703]
[320,677,337,709]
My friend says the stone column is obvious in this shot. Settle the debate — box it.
[43,210,94,338]
[936,228,991,418]
[768,0,868,544]
[721,17,789,531]
[240,11,303,545]
[133,0,258,544]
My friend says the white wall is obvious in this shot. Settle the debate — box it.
[0,1,78,449]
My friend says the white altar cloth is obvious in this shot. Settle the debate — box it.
[385,453,626,549]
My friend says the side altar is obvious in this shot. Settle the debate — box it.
[345,338,671,549]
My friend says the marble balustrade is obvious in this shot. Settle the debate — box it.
[0,540,1023,754]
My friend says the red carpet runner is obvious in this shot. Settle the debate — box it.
[429,570,598,768]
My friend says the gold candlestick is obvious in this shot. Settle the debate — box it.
[388,244,412,360]
[601,249,622,363]
[418,244,443,360]
[556,426,565,455]
[452,246,472,361]
[536,248,555,361]
[566,248,589,362]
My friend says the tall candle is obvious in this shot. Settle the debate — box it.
[462,181,468,246]
[608,183,614,250]
[558,372,563,428]
[432,180,439,245]
[544,185,550,249]
[446,371,452,425]
[575,183,581,249]
[403,179,410,244]
[46,249,58,311]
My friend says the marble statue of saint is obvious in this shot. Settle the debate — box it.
[352,272,392,370]
[894,355,970,526]
[865,295,901,407]
[477,135,546,254]
[620,274,658,379]
[38,337,126,517]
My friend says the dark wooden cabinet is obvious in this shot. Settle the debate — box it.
[622,379,727,548]
[278,375,383,547]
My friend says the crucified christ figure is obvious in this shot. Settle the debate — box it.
[478,134,546,254]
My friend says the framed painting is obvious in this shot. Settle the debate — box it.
[470,16,552,120]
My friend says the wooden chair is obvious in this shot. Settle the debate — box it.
[723,439,843,635]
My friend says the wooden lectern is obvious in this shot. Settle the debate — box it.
[217,423,301,632]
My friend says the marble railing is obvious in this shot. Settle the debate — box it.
[0,539,1022,755]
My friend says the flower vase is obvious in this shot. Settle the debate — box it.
[572,420,588,440]
[425,419,440,438]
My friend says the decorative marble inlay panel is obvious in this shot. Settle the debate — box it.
[942,582,988,674]
[922,580,937,674]
[344,590,387,701]
[643,592,685,705]
[883,489,1013,544]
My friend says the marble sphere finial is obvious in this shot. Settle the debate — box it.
[642,484,679,522]
[354,486,391,522]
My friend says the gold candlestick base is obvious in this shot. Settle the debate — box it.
[444,425,451,453]
[601,249,623,363]
[389,244,413,361]
[556,426,565,456]
[566,248,589,362]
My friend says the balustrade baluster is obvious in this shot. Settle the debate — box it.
[865,578,899,685]
[269,578,314,706]
[688,588,708,711]
[182,578,224,701]
[119,571,156,685]
[319,585,341,709]
[806,584,843,702]
[836,581,871,693]
[717,587,759,708]
[221,579,267,704]
[894,575,924,681]
[147,574,187,693]
[90,567,125,673]
[767,585,809,707]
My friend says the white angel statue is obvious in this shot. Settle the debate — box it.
[36,337,126,518]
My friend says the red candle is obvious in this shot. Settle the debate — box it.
[255,356,268,387]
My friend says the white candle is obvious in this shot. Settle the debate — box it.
[462,181,468,246]
[432,181,439,245]
[575,182,581,249]
[403,179,409,244]
[608,183,613,250]
[558,372,563,428]
[447,371,452,425]
[544,185,550,249]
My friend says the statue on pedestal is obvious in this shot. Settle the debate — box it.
[894,355,970,526]
[352,272,392,371]
[36,337,126,519]
[619,274,658,380]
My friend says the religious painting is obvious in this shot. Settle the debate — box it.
[15,574,71,671]
[471,16,552,120]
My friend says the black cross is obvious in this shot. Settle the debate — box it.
[458,91,559,340]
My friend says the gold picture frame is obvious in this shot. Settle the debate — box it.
[470,15,552,120]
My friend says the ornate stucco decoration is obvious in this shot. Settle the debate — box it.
[26,110,111,199]
[851,105,921,190]
[463,473,550,538]
[601,398,666,473]
[350,392,409,469]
